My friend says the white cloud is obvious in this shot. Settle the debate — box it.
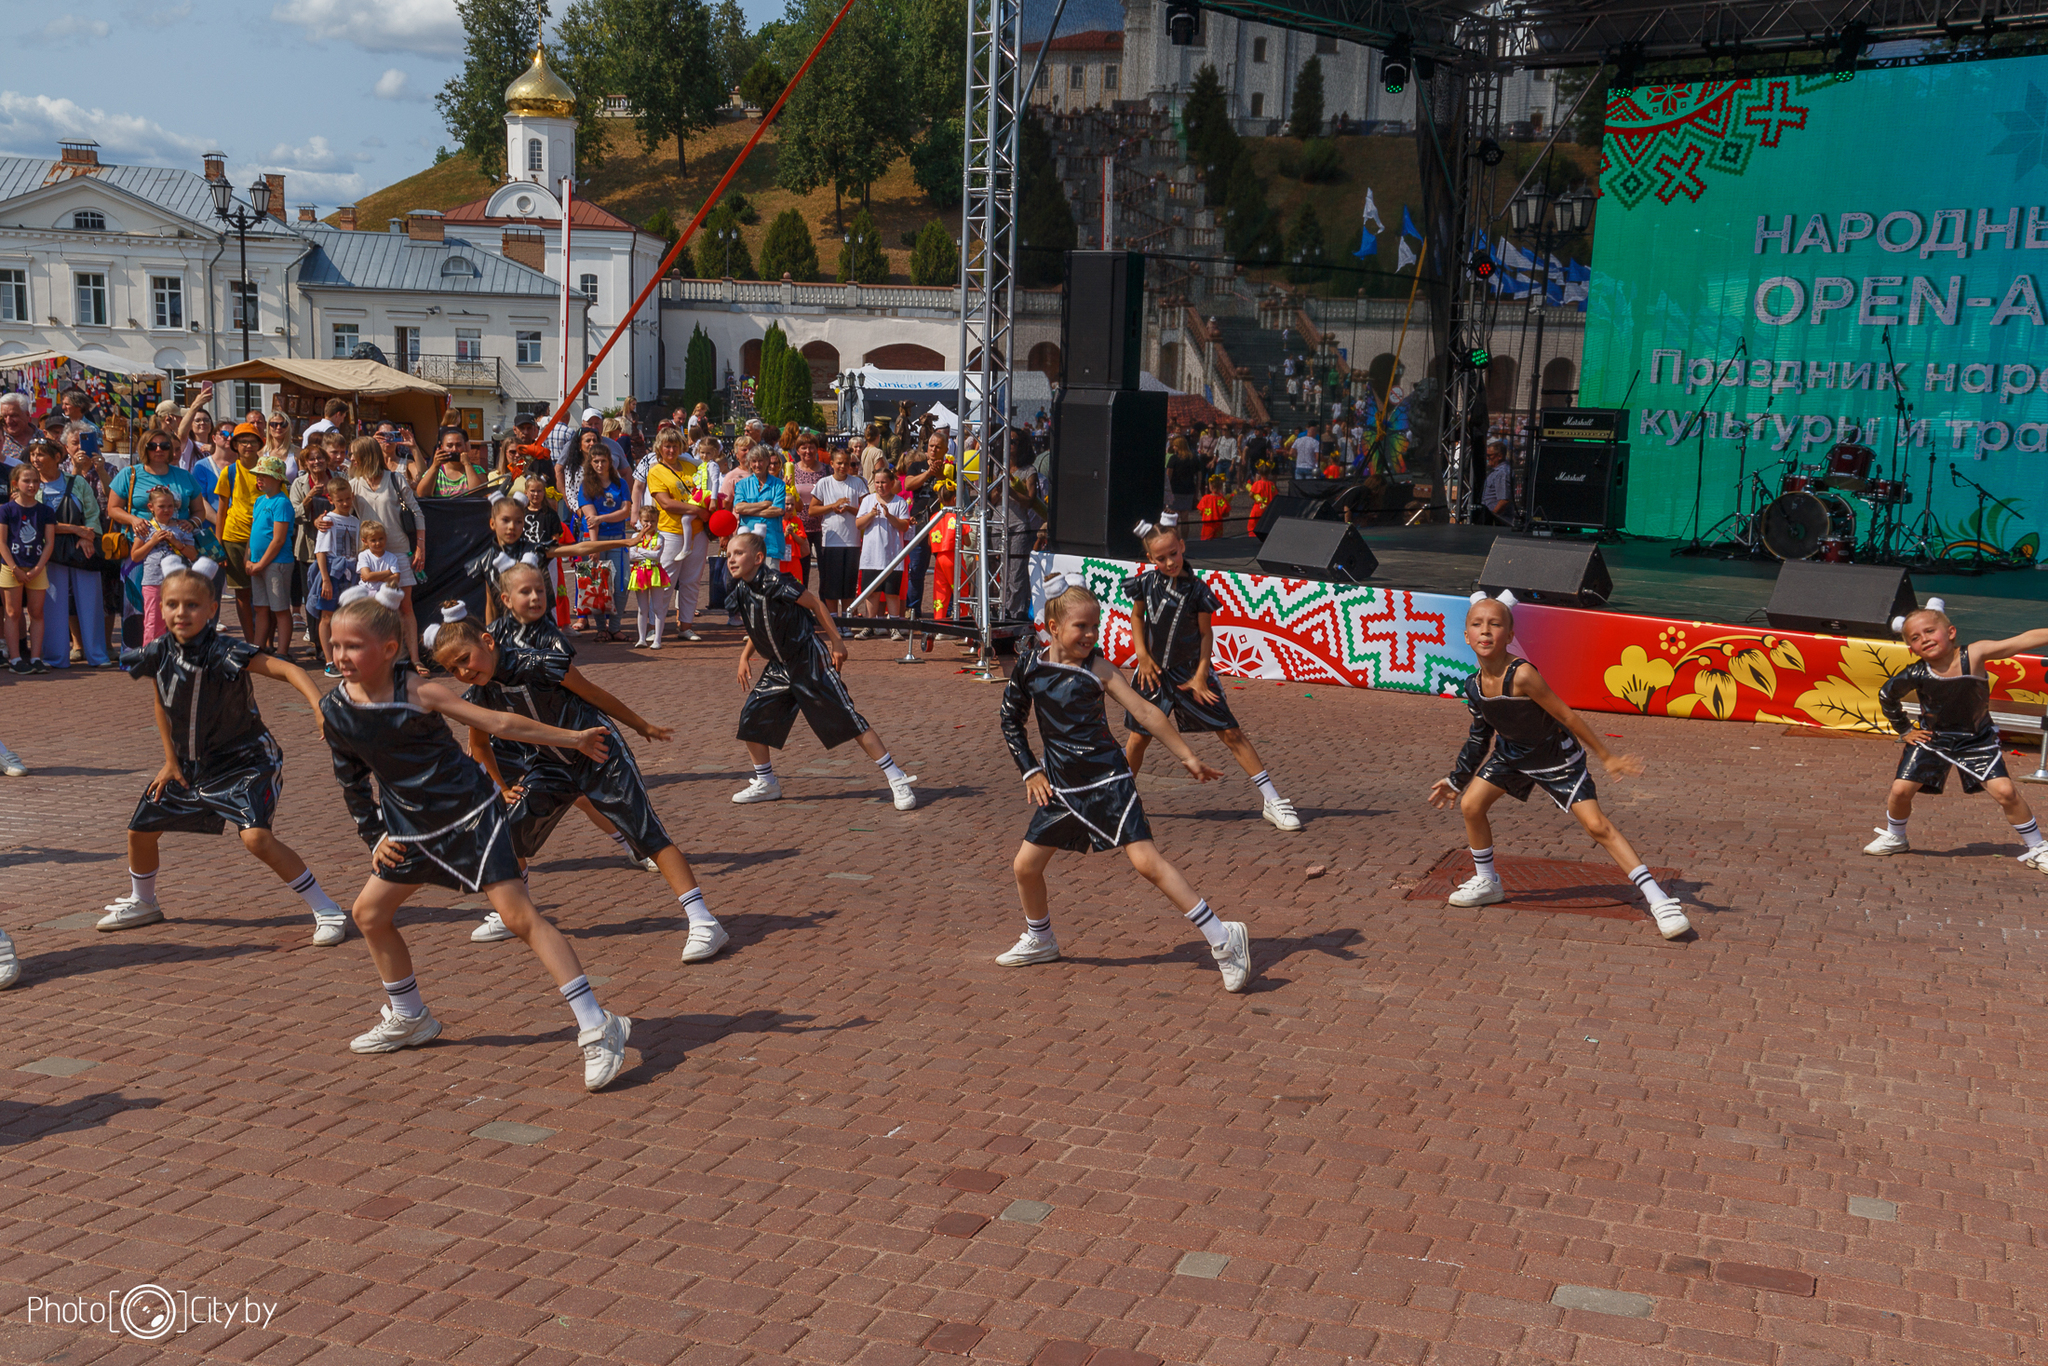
[270,0,463,57]
[260,136,372,174]
[360,135,387,149]
[126,1,193,26]
[23,16,112,45]
[0,91,210,165]
[254,168,366,202]
[373,68,419,101]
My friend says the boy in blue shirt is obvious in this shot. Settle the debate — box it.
[247,455,297,658]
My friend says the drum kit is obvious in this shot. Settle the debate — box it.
[1741,443,1914,562]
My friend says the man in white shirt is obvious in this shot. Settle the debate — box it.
[1292,423,1322,478]
[300,397,351,449]
[807,448,868,613]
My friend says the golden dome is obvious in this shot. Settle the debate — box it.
[505,46,576,116]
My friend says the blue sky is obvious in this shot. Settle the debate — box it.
[0,0,1123,211]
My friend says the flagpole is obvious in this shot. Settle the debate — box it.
[1373,237,1425,487]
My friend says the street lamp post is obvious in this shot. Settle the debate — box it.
[210,174,273,365]
[1507,183,1591,526]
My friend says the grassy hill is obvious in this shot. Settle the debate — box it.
[340,116,952,284]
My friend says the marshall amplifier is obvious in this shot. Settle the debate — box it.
[1529,440,1628,533]
[1539,407,1627,442]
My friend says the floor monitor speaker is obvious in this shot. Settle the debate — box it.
[1254,517,1378,583]
[1764,562,1917,638]
[1050,387,1169,559]
[1477,535,1614,609]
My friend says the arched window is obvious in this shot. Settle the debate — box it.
[1027,341,1063,383]
[72,209,106,231]
[798,340,840,397]
[741,339,762,377]
[527,138,544,172]
[440,256,475,277]
[1483,355,1518,414]
[863,343,945,370]
[1541,357,1577,405]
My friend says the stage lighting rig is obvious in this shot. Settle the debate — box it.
[1166,0,1200,47]
[1610,41,1643,93]
[1833,21,1869,71]
[1477,138,1503,167]
[1469,250,1496,281]
[1456,344,1491,372]
[1382,34,1411,93]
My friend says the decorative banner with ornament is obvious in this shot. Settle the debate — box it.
[1033,552,2048,731]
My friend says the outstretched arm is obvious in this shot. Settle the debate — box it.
[1520,664,1641,777]
[416,679,609,760]
[1974,628,2048,665]
[245,652,326,735]
[1100,663,1220,780]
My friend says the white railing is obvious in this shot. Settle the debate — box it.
[658,277,1063,315]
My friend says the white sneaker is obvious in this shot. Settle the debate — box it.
[995,931,1060,965]
[0,927,18,989]
[470,911,517,943]
[1648,897,1692,939]
[1211,921,1253,992]
[1261,796,1303,832]
[311,915,349,947]
[349,1003,442,1054]
[97,895,164,932]
[646,638,663,649]
[0,750,25,778]
[633,637,648,648]
[579,1010,632,1091]
[1447,874,1506,907]
[634,854,660,873]
[2019,844,2048,870]
[731,775,782,804]
[888,772,919,811]
[680,920,730,963]
[1862,828,1909,856]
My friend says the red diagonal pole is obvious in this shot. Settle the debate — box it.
[531,0,863,454]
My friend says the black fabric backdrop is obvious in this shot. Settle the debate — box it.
[417,494,499,620]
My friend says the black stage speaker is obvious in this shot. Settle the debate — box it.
[1061,251,1145,391]
[1253,494,1309,538]
[1255,517,1378,582]
[1050,387,1169,558]
[1477,535,1613,609]
[1529,440,1629,532]
[1765,562,1917,638]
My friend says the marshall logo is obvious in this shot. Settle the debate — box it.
[1550,472,1589,482]
[1540,407,1625,441]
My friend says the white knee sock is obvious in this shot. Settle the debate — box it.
[1470,846,1498,883]
[287,868,342,916]
[1182,898,1229,948]
[558,974,605,1032]
[382,975,425,1019]
[2014,817,2043,849]
[1628,864,1669,905]
[874,751,907,783]
[679,886,717,927]
[129,867,158,904]
[1249,769,1281,804]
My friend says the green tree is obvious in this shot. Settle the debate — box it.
[1287,55,1325,139]
[739,56,785,111]
[606,0,725,173]
[759,208,822,281]
[1222,153,1279,261]
[553,0,619,175]
[1017,111,1075,287]
[696,203,756,278]
[837,208,889,283]
[710,0,758,94]
[905,0,966,127]
[777,346,820,429]
[1284,200,1329,283]
[756,324,790,426]
[774,0,913,229]
[1180,62,1238,186]
[436,0,539,179]
[682,325,717,411]
[911,117,963,208]
[909,220,958,286]
[644,207,693,275]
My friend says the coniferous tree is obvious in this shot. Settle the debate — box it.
[696,203,756,279]
[837,208,890,283]
[739,57,785,111]
[437,0,539,178]
[759,209,822,281]
[1017,111,1076,287]
[909,220,959,286]
[756,324,790,427]
[1288,55,1325,139]
[1222,153,1280,261]
[1284,200,1329,283]
[778,347,820,429]
[682,325,717,411]
[1180,63,1237,184]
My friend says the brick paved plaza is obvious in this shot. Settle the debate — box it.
[0,632,2043,1365]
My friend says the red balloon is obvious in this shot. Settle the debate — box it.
[708,509,739,539]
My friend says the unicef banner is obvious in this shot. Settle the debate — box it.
[1584,59,2048,558]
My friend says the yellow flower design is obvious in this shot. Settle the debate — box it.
[1693,666,1739,719]
[1657,627,1689,656]
[1604,645,1676,712]
[1768,637,1805,673]
[1728,647,1778,697]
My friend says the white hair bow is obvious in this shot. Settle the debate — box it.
[1469,589,1519,610]
[159,554,221,580]
[1042,572,1070,597]
[340,582,403,610]
[1132,511,1182,539]
[1891,595,1945,635]
[422,601,469,650]
[490,551,539,574]
[511,489,530,506]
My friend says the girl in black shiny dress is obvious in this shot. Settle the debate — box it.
[320,584,633,1092]
[995,574,1254,992]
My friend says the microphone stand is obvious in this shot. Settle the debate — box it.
[1675,340,1745,556]
[1882,324,1942,567]
[1949,462,2022,574]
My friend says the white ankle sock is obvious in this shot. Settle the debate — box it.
[382,975,424,1019]
[558,974,605,1032]
[1183,898,1229,948]
[2015,817,2043,849]
[1024,914,1052,939]
[752,762,774,781]
[679,886,717,927]
[1628,864,1669,905]
[287,868,341,915]
[1470,846,1498,883]
[874,751,907,783]
[1249,769,1281,804]
[1886,813,1909,839]
[129,867,158,904]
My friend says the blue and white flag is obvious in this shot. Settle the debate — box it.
[1354,187,1384,259]
[1395,205,1422,272]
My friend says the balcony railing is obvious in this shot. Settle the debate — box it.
[400,353,502,389]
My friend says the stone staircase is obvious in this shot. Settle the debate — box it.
[1211,314,1319,430]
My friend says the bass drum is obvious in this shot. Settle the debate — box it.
[1762,491,1857,560]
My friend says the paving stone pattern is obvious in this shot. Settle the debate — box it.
[0,634,2044,1364]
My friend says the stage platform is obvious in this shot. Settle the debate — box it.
[1186,524,2048,639]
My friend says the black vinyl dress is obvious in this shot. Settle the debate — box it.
[463,630,673,861]
[126,624,285,834]
[730,564,869,750]
[467,536,554,609]
[1121,568,1238,733]
[321,657,522,891]
[1879,648,2006,793]
[1449,659,1596,810]
[1001,647,1153,852]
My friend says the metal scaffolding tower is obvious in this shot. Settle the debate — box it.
[1442,21,1506,522]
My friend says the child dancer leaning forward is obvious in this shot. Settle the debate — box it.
[1428,591,1692,941]
[724,531,919,811]
[1124,514,1302,832]
[429,577,730,964]
[320,582,633,1090]
[101,556,352,945]
[1864,598,2048,864]
[995,573,1254,991]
